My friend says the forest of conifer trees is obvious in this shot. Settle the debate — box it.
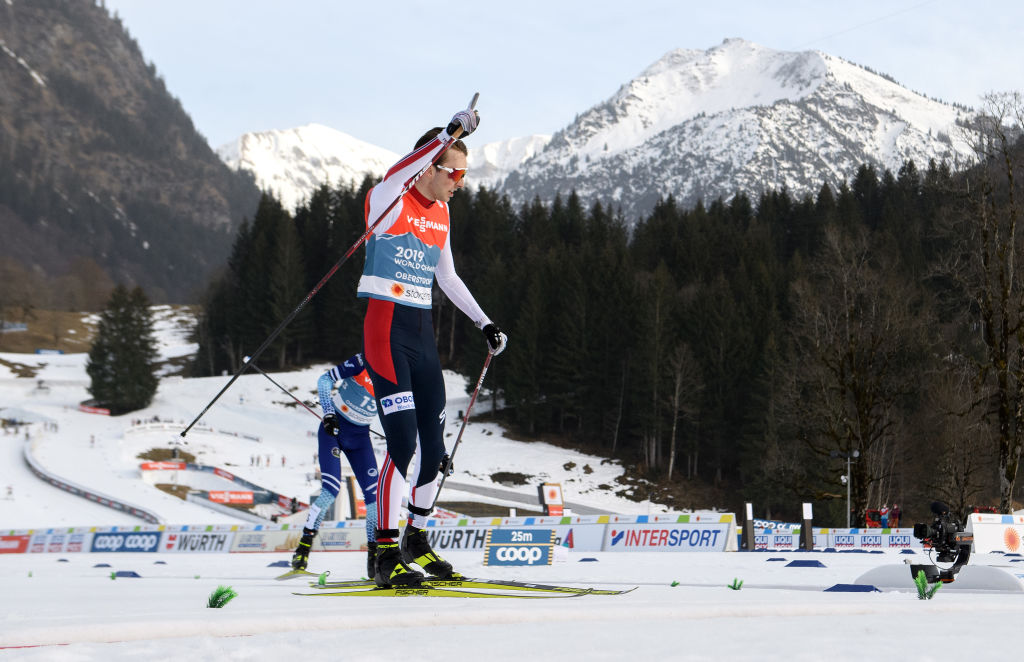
[192,94,1024,526]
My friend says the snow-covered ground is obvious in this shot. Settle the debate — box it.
[5,309,1024,660]
[1,308,662,530]
[4,550,1024,659]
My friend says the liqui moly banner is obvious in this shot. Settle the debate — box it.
[829,528,919,550]
[28,531,90,554]
[753,528,829,550]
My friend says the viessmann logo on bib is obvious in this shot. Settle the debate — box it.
[380,391,415,416]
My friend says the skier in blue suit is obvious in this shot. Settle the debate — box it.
[291,353,380,577]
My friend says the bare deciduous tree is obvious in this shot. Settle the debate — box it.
[664,343,703,480]
[957,91,1024,513]
[784,226,932,525]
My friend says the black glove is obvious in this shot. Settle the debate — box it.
[439,452,455,476]
[322,413,340,437]
[481,323,507,356]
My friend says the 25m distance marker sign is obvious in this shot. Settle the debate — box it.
[484,528,555,566]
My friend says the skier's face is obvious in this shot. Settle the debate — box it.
[425,151,468,202]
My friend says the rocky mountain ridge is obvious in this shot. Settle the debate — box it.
[221,39,978,223]
[0,0,260,303]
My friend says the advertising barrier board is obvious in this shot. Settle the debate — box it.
[90,531,161,553]
[208,491,254,504]
[228,523,367,553]
[484,528,554,566]
[28,531,91,554]
[829,528,918,550]
[968,513,1024,554]
[753,528,830,550]
[0,535,30,554]
[603,522,732,552]
[161,531,234,553]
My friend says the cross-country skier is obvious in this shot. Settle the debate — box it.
[360,105,507,587]
[291,353,380,577]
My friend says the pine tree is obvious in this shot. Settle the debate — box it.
[86,285,159,414]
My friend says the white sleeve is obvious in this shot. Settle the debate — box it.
[367,130,457,235]
[435,227,490,328]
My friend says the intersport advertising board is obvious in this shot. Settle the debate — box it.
[603,522,733,552]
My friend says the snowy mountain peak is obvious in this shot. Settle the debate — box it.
[217,124,398,211]
[551,39,827,161]
[500,38,977,221]
[466,134,553,189]
[218,39,979,222]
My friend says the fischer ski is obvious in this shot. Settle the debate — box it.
[309,576,635,595]
[294,586,589,599]
[275,568,325,581]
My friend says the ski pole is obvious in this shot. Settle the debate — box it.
[244,356,322,420]
[430,349,494,509]
[246,357,387,440]
[181,94,480,439]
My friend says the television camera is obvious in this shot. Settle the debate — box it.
[910,501,973,583]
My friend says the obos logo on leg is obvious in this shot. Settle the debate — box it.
[380,391,415,416]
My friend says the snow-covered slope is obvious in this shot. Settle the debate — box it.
[0,308,665,530]
[466,134,552,190]
[217,124,398,211]
[215,38,978,223]
[500,38,976,220]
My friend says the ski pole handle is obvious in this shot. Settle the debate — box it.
[447,92,480,138]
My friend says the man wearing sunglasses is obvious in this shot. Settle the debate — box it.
[358,106,508,587]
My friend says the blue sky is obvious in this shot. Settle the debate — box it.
[104,0,1022,154]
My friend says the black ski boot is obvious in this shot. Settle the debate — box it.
[374,541,423,588]
[366,541,377,579]
[291,527,317,571]
[400,525,455,578]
